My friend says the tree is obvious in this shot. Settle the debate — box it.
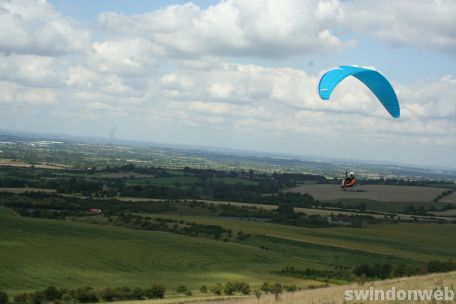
[0,291,8,304]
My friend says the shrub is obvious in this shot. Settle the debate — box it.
[176,285,188,294]
[146,284,165,299]
[60,294,76,304]
[210,283,223,295]
[43,286,62,301]
[30,292,45,304]
[131,287,145,299]
[199,285,208,293]
[233,282,250,295]
[284,285,297,292]
[99,288,115,302]
[72,287,98,303]
[13,293,28,304]
[260,282,271,294]
[0,291,8,304]
[254,289,261,300]
[271,283,282,302]
[223,282,236,295]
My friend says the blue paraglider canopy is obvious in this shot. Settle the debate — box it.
[318,65,400,118]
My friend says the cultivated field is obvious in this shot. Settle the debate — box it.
[0,159,70,169]
[286,184,447,202]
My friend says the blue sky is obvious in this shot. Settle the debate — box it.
[1,0,455,167]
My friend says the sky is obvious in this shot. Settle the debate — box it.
[0,0,455,168]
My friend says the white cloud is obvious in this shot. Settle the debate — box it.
[95,0,456,59]
[89,39,160,74]
[151,63,456,147]
[0,54,57,84]
[0,0,90,56]
[97,0,346,59]
[341,0,456,54]
[0,80,58,105]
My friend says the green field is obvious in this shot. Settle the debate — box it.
[0,208,319,294]
[2,203,456,295]
[125,176,200,186]
[124,176,258,186]
[144,214,456,262]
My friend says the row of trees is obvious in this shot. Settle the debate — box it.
[278,260,456,284]
[354,260,456,279]
[0,281,302,304]
[1,285,166,304]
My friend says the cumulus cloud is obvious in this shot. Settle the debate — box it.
[153,63,456,146]
[341,0,456,54]
[94,0,456,58]
[0,54,57,84]
[97,0,346,58]
[0,0,90,56]
[0,80,58,105]
[89,39,161,74]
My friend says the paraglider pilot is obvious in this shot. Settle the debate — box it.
[341,171,357,188]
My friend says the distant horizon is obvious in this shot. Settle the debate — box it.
[2,127,455,172]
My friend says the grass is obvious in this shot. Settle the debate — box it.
[144,214,456,262]
[0,208,320,294]
[242,235,413,268]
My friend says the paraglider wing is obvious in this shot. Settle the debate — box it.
[318,65,400,118]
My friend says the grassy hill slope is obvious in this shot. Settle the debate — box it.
[145,214,456,262]
[0,208,319,293]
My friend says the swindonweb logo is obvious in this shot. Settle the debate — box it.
[344,287,454,301]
